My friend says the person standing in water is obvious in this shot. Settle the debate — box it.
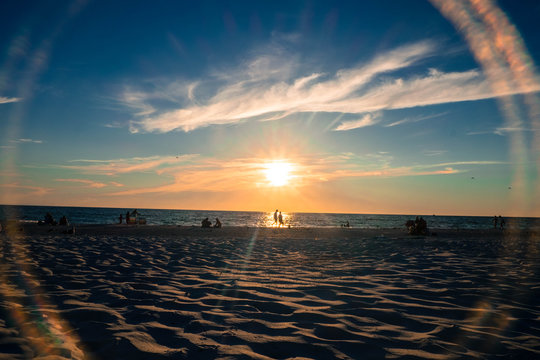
[273,210,279,226]
[278,211,283,227]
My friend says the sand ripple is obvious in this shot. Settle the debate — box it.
[1,227,539,359]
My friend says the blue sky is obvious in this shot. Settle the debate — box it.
[1,0,539,216]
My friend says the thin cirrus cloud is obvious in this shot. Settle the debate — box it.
[123,40,540,133]
[58,154,502,196]
[0,182,50,196]
[385,111,449,127]
[334,114,380,131]
[61,155,198,176]
[55,179,124,189]
[54,179,125,188]
[0,96,20,104]
[10,138,43,144]
[55,178,108,188]
[54,152,506,197]
[466,127,539,136]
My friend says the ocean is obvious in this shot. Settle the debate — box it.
[1,205,538,230]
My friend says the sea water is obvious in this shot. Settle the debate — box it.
[1,205,538,230]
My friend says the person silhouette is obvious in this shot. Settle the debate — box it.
[273,210,278,226]
[201,217,212,228]
[278,212,283,227]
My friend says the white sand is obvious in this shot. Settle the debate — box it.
[0,224,539,359]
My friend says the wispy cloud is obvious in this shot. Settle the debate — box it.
[55,178,125,188]
[123,40,540,133]
[414,160,505,168]
[0,182,51,196]
[10,138,43,144]
[50,153,506,198]
[0,96,20,104]
[126,41,436,132]
[423,150,447,157]
[467,126,539,136]
[334,114,380,131]
[67,153,501,196]
[62,155,197,176]
[385,111,449,127]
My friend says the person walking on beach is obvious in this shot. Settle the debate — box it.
[499,215,505,230]
[492,215,498,229]
[273,210,279,226]
[278,211,283,227]
[119,214,123,224]
[126,211,130,225]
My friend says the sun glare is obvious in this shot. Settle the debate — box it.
[264,161,293,186]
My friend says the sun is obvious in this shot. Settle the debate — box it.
[264,161,293,186]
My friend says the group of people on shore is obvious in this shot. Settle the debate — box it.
[405,216,428,235]
[273,210,285,227]
[38,212,69,226]
[341,221,351,228]
[119,210,146,225]
[37,212,74,233]
[202,217,221,228]
[492,215,505,229]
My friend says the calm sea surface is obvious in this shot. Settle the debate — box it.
[1,205,538,230]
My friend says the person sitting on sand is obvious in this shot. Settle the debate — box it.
[201,217,212,228]
[417,217,427,234]
[44,212,57,226]
[214,218,222,228]
[59,215,68,226]
[406,217,428,235]
[405,219,415,232]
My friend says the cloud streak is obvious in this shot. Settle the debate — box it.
[124,40,540,133]
[0,183,51,196]
[334,114,380,131]
[10,138,43,144]
[0,96,20,104]
[59,153,502,197]
[62,155,198,176]
[54,178,124,188]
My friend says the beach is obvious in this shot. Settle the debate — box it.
[1,224,539,359]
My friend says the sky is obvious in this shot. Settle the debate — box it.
[0,0,539,217]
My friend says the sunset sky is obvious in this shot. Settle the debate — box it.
[1,0,539,216]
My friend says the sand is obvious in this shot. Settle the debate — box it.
[0,224,539,359]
